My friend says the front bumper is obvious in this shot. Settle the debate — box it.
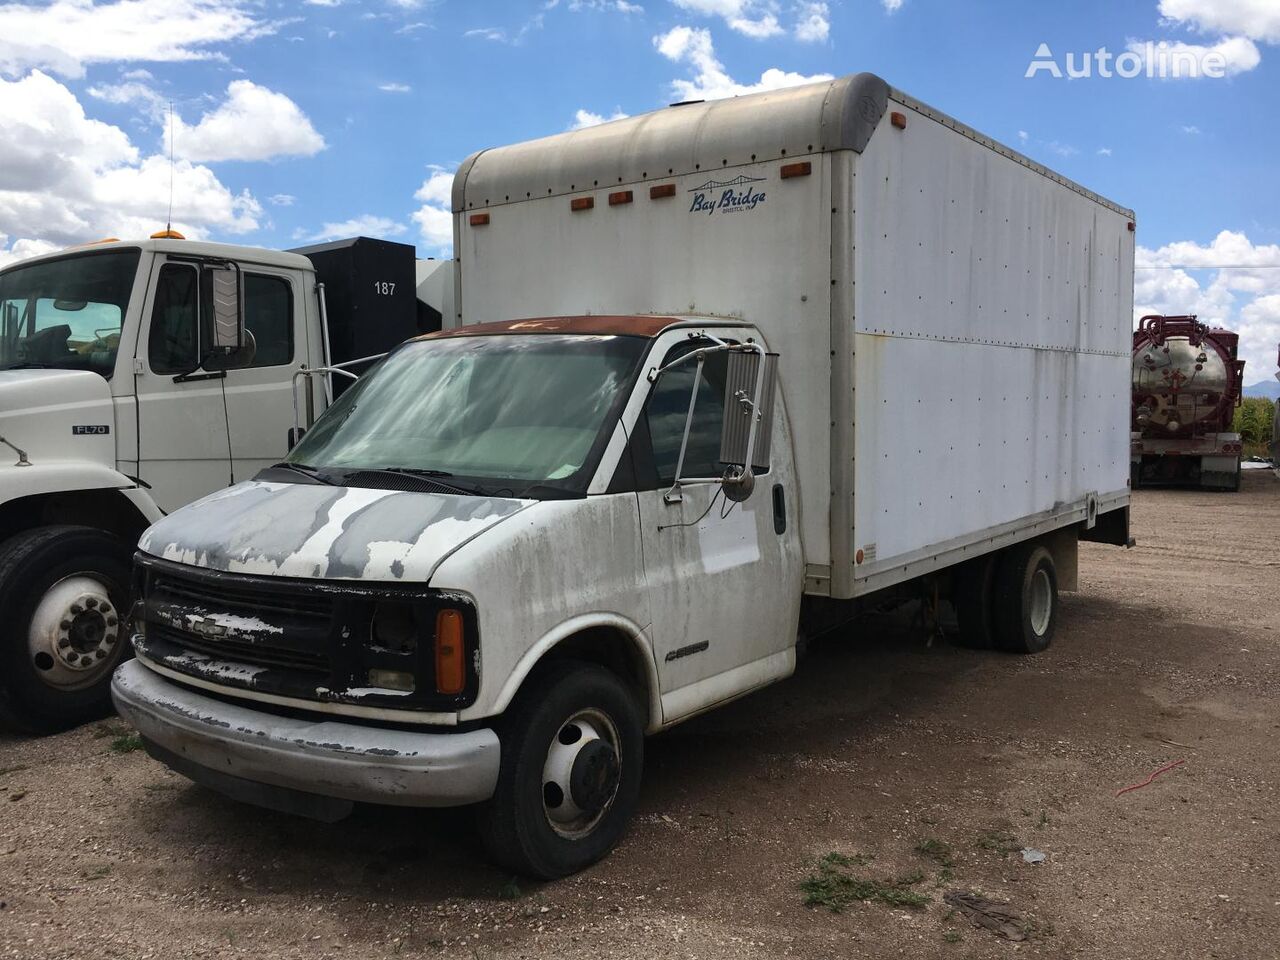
[111,660,500,820]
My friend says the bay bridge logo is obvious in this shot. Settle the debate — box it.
[688,175,767,216]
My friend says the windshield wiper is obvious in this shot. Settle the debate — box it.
[267,462,338,485]
[0,361,49,370]
[354,467,486,496]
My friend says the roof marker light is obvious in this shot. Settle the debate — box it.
[150,229,185,240]
[571,196,595,212]
[650,183,677,200]
[609,190,634,206]
[891,112,907,129]
[469,213,490,227]
[780,161,811,180]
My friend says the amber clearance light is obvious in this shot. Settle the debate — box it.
[435,609,466,695]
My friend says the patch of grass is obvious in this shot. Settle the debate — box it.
[92,722,131,740]
[943,930,962,944]
[109,733,143,754]
[801,853,930,913]
[1036,810,1050,830]
[915,838,954,867]
[975,830,1020,857]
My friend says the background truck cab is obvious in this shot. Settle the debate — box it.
[0,235,444,732]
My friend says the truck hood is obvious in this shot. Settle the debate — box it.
[0,369,115,469]
[138,480,533,582]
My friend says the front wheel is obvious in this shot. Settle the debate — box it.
[477,661,644,879]
[0,526,134,734]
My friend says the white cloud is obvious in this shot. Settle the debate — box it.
[0,0,275,79]
[297,215,407,244]
[882,0,903,10]
[1097,146,1113,156]
[1158,0,1280,44]
[1124,36,1262,78]
[1137,230,1280,376]
[465,27,508,41]
[567,0,644,10]
[378,82,412,93]
[0,237,59,268]
[412,169,454,252]
[269,194,296,207]
[1181,124,1202,134]
[669,0,790,39]
[305,0,343,6]
[0,71,261,250]
[172,81,325,163]
[654,25,832,101]
[571,107,629,129]
[86,78,166,116]
[793,2,829,42]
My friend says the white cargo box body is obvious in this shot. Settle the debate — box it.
[452,73,1134,601]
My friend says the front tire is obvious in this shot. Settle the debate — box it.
[0,526,134,734]
[477,661,644,879]
[992,541,1058,655]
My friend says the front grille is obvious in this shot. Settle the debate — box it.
[133,554,481,712]
[145,564,333,676]
[148,623,328,673]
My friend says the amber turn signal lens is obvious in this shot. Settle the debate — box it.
[435,609,465,695]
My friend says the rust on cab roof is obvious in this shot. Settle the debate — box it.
[418,315,682,340]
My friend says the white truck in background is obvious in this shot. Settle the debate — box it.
[0,235,449,732]
[113,72,1135,878]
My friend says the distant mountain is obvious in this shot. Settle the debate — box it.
[1244,380,1280,400]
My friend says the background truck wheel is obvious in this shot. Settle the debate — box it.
[477,661,644,879]
[993,541,1058,655]
[0,526,134,734]
[951,554,998,649]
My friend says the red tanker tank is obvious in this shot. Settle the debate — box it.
[1131,314,1245,490]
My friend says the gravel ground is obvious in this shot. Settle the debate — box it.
[1,471,1278,959]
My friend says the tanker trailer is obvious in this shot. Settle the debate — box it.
[1131,314,1245,491]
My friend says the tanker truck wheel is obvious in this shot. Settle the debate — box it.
[0,526,134,734]
[992,541,1058,655]
[477,661,644,879]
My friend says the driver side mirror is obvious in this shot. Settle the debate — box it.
[204,264,245,356]
[718,349,778,502]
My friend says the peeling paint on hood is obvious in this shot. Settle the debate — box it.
[138,480,531,582]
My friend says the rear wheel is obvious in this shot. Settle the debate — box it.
[0,526,134,734]
[951,554,997,650]
[992,541,1058,655]
[477,661,644,879]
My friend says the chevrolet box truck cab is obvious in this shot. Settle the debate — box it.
[0,235,445,732]
[112,73,1135,877]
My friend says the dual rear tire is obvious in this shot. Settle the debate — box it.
[952,540,1058,655]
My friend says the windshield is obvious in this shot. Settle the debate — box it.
[0,249,141,377]
[287,333,649,496]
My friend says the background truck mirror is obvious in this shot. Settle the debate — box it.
[204,264,245,356]
[720,349,778,473]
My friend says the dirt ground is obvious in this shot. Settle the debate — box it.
[2,470,1278,960]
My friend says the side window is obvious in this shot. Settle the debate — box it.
[243,273,293,368]
[645,343,729,485]
[147,264,199,374]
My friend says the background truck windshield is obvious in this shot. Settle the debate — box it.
[288,333,648,493]
[0,249,141,378]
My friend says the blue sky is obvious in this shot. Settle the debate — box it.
[1,0,1278,378]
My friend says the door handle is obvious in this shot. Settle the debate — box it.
[772,483,786,535]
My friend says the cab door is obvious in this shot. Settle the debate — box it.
[134,259,232,512]
[632,332,804,722]
[220,270,306,482]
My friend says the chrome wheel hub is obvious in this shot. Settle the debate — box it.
[29,575,120,690]
[1029,568,1052,637]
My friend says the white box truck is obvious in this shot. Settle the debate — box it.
[0,235,449,732]
[112,73,1135,877]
